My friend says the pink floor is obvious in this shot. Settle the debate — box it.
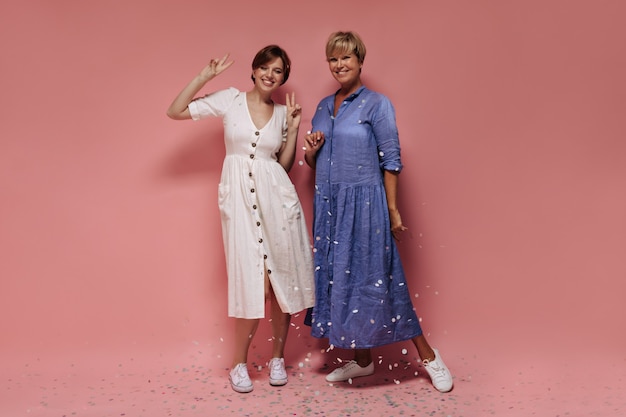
[3,330,625,417]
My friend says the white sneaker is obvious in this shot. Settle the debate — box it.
[422,348,453,392]
[229,363,253,393]
[268,357,288,386]
[325,360,375,382]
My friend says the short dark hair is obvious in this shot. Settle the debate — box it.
[251,45,291,85]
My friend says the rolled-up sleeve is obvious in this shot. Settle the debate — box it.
[372,96,403,173]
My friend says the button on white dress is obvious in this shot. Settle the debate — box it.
[189,88,315,318]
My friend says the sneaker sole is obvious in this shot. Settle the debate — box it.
[229,378,253,393]
[325,367,375,382]
[269,378,288,386]
[230,384,253,393]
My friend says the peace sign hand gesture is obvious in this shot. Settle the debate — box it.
[199,53,234,82]
[285,92,302,130]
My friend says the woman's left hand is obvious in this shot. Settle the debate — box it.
[389,208,408,241]
[286,92,302,129]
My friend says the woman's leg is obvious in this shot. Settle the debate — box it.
[232,267,272,367]
[230,319,259,393]
[232,318,260,367]
[411,334,435,361]
[268,284,290,358]
[353,348,373,367]
[266,275,290,386]
[411,334,453,392]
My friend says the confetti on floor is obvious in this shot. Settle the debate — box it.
[2,342,625,417]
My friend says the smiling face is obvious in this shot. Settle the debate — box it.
[250,45,291,88]
[252,56,285,92]
[324,31,367,90]
[327,50,362,87]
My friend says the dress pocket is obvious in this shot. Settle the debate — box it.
[280,185,302,222]
[217,183,232,221]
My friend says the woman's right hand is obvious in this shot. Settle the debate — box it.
[304,130,325,154]
[303,130,325,168]
[199,53,234,81]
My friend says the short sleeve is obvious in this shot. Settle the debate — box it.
[188,87,239,120]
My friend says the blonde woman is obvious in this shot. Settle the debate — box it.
[304,32,453,392]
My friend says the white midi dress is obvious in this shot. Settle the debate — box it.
[189,87,315,318]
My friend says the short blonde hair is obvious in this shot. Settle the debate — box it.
[325,31,366,64]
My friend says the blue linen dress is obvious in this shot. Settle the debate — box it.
[189,88,315,319]
[309,86,423,349]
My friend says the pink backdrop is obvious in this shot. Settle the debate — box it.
[1,0,625,412]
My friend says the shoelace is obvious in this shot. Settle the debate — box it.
[422,359,445,375]
[233,365,249,382]
[270,359,284,374]
[423,359,446,379]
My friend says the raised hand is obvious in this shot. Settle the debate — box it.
[199,53,234,81]
[285,92,302,129]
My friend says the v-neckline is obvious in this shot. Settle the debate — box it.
[244,92,275,131]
